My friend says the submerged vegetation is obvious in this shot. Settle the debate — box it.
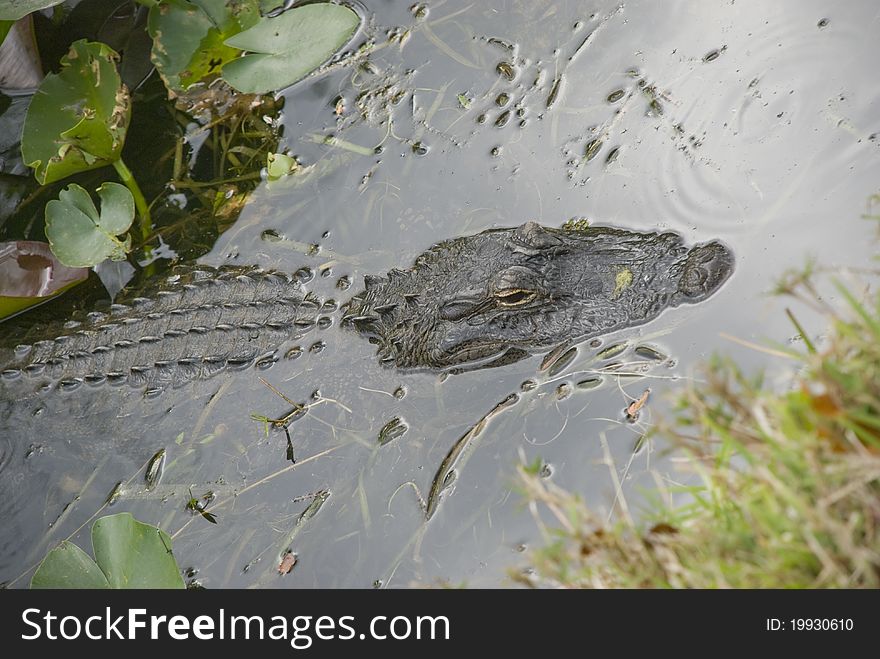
[516,250,880,588]
[0,0,363,318]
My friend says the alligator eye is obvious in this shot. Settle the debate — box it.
[495,288,536,306]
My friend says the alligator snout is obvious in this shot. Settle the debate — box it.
[675,241,734,302]
[345,222,735,371]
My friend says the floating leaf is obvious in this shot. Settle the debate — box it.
[91,513,185,588]
[147,0,260,93]
[45,182,134,267]
[222,3,361,94]
[21,40,130,185]
[266,152,298,180]
[31,541,111,589]
[0,1,66,21]
[0,240,88,320]
[31,513,184,589]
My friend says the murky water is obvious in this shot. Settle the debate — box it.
[1,0,879,587]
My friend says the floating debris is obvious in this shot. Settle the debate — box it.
[278,551,297,575]
[596,342,627,360]
[634,345,666,361]
[584,138,604,162]
[546,75,563,109]
[547,347,578,377]
[495,110,511,127]
[703,46,727,63]
[625,388,651,422]
[555,383,572,400]
[378,416,408,445]
[496,61,516,81]
[144,448,166,491]
[605,146,621,165]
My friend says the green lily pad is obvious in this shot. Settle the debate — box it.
[0,240,88,320]
[21,40,131,185]
[147,0,259,93]
[92,513,185,588]
[31,541,111,589]
[222,3,361,94]
[45,182,134,267]
[0,1,66,21]
[31,513,185,589]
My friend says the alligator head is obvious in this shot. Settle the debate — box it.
[342,222,733,370]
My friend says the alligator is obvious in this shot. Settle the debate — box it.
[0,221,733,391]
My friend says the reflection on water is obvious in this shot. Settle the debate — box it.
[1,0,879,587]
